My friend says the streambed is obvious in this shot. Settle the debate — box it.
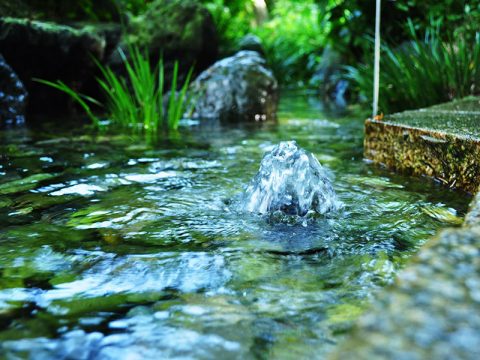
[0,92,469,359]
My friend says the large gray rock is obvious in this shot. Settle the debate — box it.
[189,51,278,122]
[0,17,108,114]
[127,0,218,72]
[0,54,27,125]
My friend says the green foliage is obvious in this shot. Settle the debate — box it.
[254,0,325,85]
[38,47,193,136]
[346,21,480,113]
[200,0,255,52]
[202,0,326,85]
[1,0,153,22]
[321,0,480,64]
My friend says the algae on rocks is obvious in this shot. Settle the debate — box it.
[364,97,480,193]
[0,17,108,114]
[127,0,218,72]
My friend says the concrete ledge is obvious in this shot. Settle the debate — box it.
[365,97,480,193]
[331,98,480,359]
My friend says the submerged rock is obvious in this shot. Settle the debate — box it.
[189,51,278,122]
[127,0,218,72]
[0,54,27,125]
[242,141,340,217]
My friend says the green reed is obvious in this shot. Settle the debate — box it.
[346,20,480,113]
[36,46,193,136]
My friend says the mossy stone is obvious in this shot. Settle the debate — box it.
[364,97,480,193]
[188,51,278,122]
[127,0,218,72]
[0,17,106,115]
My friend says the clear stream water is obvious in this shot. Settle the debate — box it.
[0,92,469,359]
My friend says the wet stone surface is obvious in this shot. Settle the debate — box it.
[0,54,27,126]
[188,51,278,123]
[385,97,480,139]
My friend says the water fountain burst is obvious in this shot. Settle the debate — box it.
[242,141,341,218]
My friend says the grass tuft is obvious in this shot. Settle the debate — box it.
[346,20,480,114]
[36,46,193,136]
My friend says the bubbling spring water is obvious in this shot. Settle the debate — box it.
[242,141,341,218]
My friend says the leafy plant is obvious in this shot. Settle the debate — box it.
[253,0,325,85]
[346,20,480,113]
[201,0,326,85]
[321,0,480,65]
[37,46,193,136]
[200,0,256,53]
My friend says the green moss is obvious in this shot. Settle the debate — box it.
[326,303,365,325]
[0,17,102,42]
[383,96,480,140]
[427,96,480,112]
[365,97,480,193]
[128,0,202,48]
[0,173,56,195]
[0,0,120,22]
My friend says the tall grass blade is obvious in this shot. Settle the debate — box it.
[33,78,101,127]
[38,45,194,138]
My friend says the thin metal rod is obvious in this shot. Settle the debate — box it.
[373,0,381,118]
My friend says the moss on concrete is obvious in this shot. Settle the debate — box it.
[365,97,480,193]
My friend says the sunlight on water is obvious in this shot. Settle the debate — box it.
[0,92,470,359]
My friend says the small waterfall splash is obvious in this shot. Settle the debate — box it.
[242,141,341,219]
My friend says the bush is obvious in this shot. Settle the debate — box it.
[346,21,480,113]
[200,0,256,53]
[323,0,480,64]
[200,0,326,85]
[253,0,325,85]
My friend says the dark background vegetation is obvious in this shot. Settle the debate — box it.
[1,0,479,113]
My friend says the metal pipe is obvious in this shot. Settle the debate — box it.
[373,0,381,118]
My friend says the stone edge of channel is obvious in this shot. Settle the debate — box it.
[328,151,480,359]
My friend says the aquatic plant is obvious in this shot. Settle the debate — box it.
[346,20,480,113]
[36,46,193,135]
